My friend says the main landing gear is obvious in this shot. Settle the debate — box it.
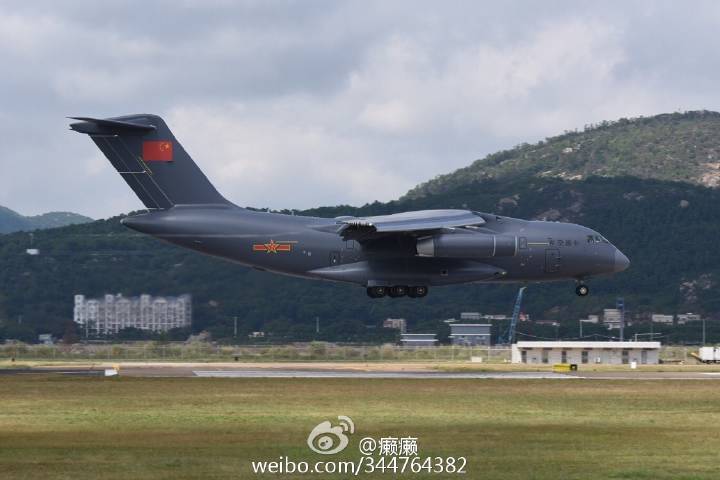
[575,283,590,297]
[367,285,428,299]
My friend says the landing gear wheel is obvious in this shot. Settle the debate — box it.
[388,285,409,298]
[366,286,387,298]
[408,286,428,298]
[576,284,589,297]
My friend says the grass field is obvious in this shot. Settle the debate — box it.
[1,376,719,479]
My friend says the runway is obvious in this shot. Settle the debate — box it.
[192,369,574,379]
[112,362,720,379]
[0,367,105,376]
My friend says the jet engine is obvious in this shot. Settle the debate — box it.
[416,233,517,258]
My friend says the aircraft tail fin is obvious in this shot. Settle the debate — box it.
[70,114,229,209]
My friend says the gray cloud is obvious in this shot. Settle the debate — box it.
[1,1,720,217]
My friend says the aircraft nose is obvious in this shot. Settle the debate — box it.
[613,249,630,272]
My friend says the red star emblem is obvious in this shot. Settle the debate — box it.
[252,240,293,254]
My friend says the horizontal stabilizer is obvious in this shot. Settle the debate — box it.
[69,116,157,134]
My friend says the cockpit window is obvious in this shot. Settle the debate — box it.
[587,235,610,245]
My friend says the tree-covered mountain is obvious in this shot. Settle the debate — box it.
[1,111,719,344]
[0,206,92,234]
[1,175,718,344]
[405,110,720,199]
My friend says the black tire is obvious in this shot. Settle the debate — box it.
[408,286,428,298]
[366,286,387,298]
[576,284,589,296]
[388,285,408,298]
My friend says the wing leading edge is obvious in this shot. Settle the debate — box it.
[336,209,486,240]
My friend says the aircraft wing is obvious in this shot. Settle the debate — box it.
[336,209,486,240]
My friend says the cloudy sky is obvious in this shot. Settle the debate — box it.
[1,1,720,218]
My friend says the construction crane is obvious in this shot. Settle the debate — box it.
[497,286,527,345]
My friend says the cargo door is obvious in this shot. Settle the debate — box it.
[343,240,358,262]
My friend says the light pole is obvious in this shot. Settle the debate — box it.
[617,298,625,342]
[579,320,591,338]
[702,318,706,345]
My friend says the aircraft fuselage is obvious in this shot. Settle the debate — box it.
[70,114,628,299]
[121,204,629,295]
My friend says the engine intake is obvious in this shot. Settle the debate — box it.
[416,234,517,258]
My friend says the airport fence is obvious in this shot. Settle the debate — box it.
[0,342,513,363]
[0,343,696,364]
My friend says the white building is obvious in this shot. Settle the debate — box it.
[74,293,192,336]
[449,324,491,346]
[603,309,623,329]
[383,318,407,333]
[511,341,661,365]
[580,314,600,324]
[651,314,674,324]
[677,313,701,325]
[446,313,511,323]
[400,333,437,347]
[482,314,509,321]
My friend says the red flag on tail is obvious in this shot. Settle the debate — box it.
[142,141,173,162]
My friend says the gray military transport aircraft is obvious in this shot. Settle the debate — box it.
[70,114,629,299]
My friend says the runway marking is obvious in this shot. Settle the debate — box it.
[192,370,577,379]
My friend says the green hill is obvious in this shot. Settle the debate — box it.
[405,110,720,199]
[1,175,719,344]
[0,206,92,234]
[1,111,719,344]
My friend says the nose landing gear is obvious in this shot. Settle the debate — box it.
[575,284,589,297]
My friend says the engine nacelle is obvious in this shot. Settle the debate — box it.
[416,233,517,258]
